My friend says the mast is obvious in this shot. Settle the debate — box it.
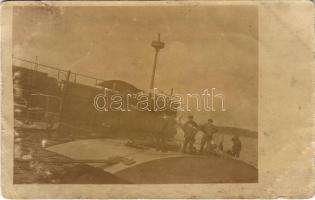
[149,33,165,90]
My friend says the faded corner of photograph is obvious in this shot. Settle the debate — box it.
[12,5,258,184]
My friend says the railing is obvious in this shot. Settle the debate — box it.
[12,56,175,97]
[13,56,106,88]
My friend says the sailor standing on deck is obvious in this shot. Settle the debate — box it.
[199,118,217,154]
[231,135,242,158]
[182,115,199,154]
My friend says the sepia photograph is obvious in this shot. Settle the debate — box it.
[2,0,315,198]
[11,5,259,184]
[12,6,258,184]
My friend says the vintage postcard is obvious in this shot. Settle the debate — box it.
[1,0,314,198]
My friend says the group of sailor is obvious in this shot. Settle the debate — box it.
[155,114,242,158]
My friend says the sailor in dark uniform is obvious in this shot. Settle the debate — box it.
[199,118,217,154]
[182,115,199,154]
[231,135,242,158]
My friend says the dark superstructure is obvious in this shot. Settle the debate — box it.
[13,62,177,139]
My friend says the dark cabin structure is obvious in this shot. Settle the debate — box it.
[12,64,178,139]
[97,80,142,95]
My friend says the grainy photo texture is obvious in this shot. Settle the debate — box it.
[11,5,258,184]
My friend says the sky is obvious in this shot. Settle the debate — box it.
[13,5,258,131]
